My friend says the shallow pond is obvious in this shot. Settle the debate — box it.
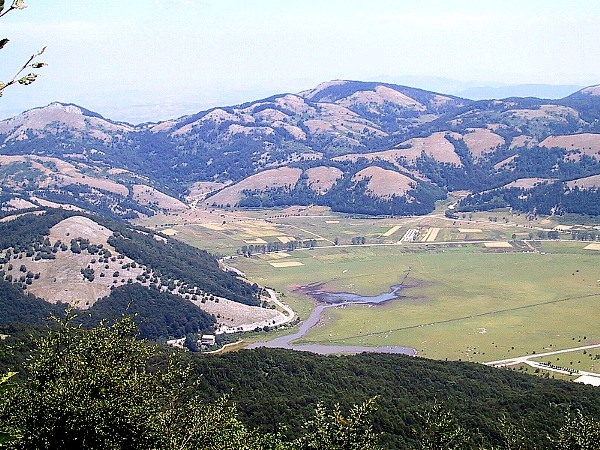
[247,284,415,355]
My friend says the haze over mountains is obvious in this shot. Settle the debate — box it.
[1,80,600,218]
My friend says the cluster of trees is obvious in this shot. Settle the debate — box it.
[0,208,261,307]
[0,208,251,338]
[36,184,156,219]
[1,318,600,449]
[239,239,318,256]
[87,284,215,340]
[0,210,71,253]
[108,226,260,306]
[0,278,216,341]
[0,278,64,327]
[238,164,445,217]
[457,183,600,217]
[187,348,600,449]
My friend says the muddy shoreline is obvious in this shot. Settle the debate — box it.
[247,283,415,356]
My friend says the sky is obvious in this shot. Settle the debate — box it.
[1,0,600,124]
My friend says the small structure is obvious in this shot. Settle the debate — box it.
[200,334,216,347]
[166,337,186,349]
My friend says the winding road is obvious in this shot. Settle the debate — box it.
[485,343,600,378]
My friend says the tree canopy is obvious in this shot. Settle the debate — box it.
[0,316,381,449]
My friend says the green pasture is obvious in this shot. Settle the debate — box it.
[142,207,600,369]
[232,244,600,364]
[531,348,600,373]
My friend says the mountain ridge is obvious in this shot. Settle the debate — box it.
[1,80,600,217]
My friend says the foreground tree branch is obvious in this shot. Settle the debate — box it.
[0,0,46,97]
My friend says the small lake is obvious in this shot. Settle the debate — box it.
[247,283,415,356]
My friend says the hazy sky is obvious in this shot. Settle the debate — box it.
[1,0,599,123]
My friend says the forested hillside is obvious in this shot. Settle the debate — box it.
[0,209,264,339]
[1,320,599,449]
[188,348,600,449]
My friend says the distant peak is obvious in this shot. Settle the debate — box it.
[17,102,106,121]
[297,80,353,101]
[580,85,600,96]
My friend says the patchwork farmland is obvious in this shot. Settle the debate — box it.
[136,205,600,376]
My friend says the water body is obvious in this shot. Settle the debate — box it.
[247,284,415,356]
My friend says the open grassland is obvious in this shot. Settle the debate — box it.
[140,206,600,371]
[532,348,600,373]
[232,244,600,364]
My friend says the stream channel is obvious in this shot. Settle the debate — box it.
[247,284,415,355]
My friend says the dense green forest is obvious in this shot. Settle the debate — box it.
[86,284,215,340]
[0,319,599,449]
[457,183,600,216]
[0,279,215,340]
[0,279,64,327]
[186,348,600,449]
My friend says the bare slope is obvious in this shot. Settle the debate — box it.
[352,167,414,198]
[0,216,284,330]
[207,167,303,206]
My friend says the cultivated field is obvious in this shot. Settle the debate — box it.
[137,205,600,372]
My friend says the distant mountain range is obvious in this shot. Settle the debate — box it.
[1,80,600,217]
[456,84,585,100]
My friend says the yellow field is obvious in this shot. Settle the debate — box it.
[244,238,267,244]
[484,242,512,248]
[276,236,295,243]
[421,227,440,242]
[260,252,291,260]
[584,243,600,251]
[161,228,178,236]
[269,261,304,268]
[200,223,226,231]
[242,227,280,237]
[459,228,483,233]
[383,225,402,237]
[554,225,573,231]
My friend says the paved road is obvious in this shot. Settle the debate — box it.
[485,343,600,377]
[265,287,296,323]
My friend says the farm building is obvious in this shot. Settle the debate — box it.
[200,334,216,346]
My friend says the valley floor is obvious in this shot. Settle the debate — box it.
[136,205,600,379]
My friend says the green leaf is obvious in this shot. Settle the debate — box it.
[0,38,7,50]
[12,0,26,10]
[0,429,21,444]
[0,1,5,14]
[29,61,46,69]
[17,72,37,85]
